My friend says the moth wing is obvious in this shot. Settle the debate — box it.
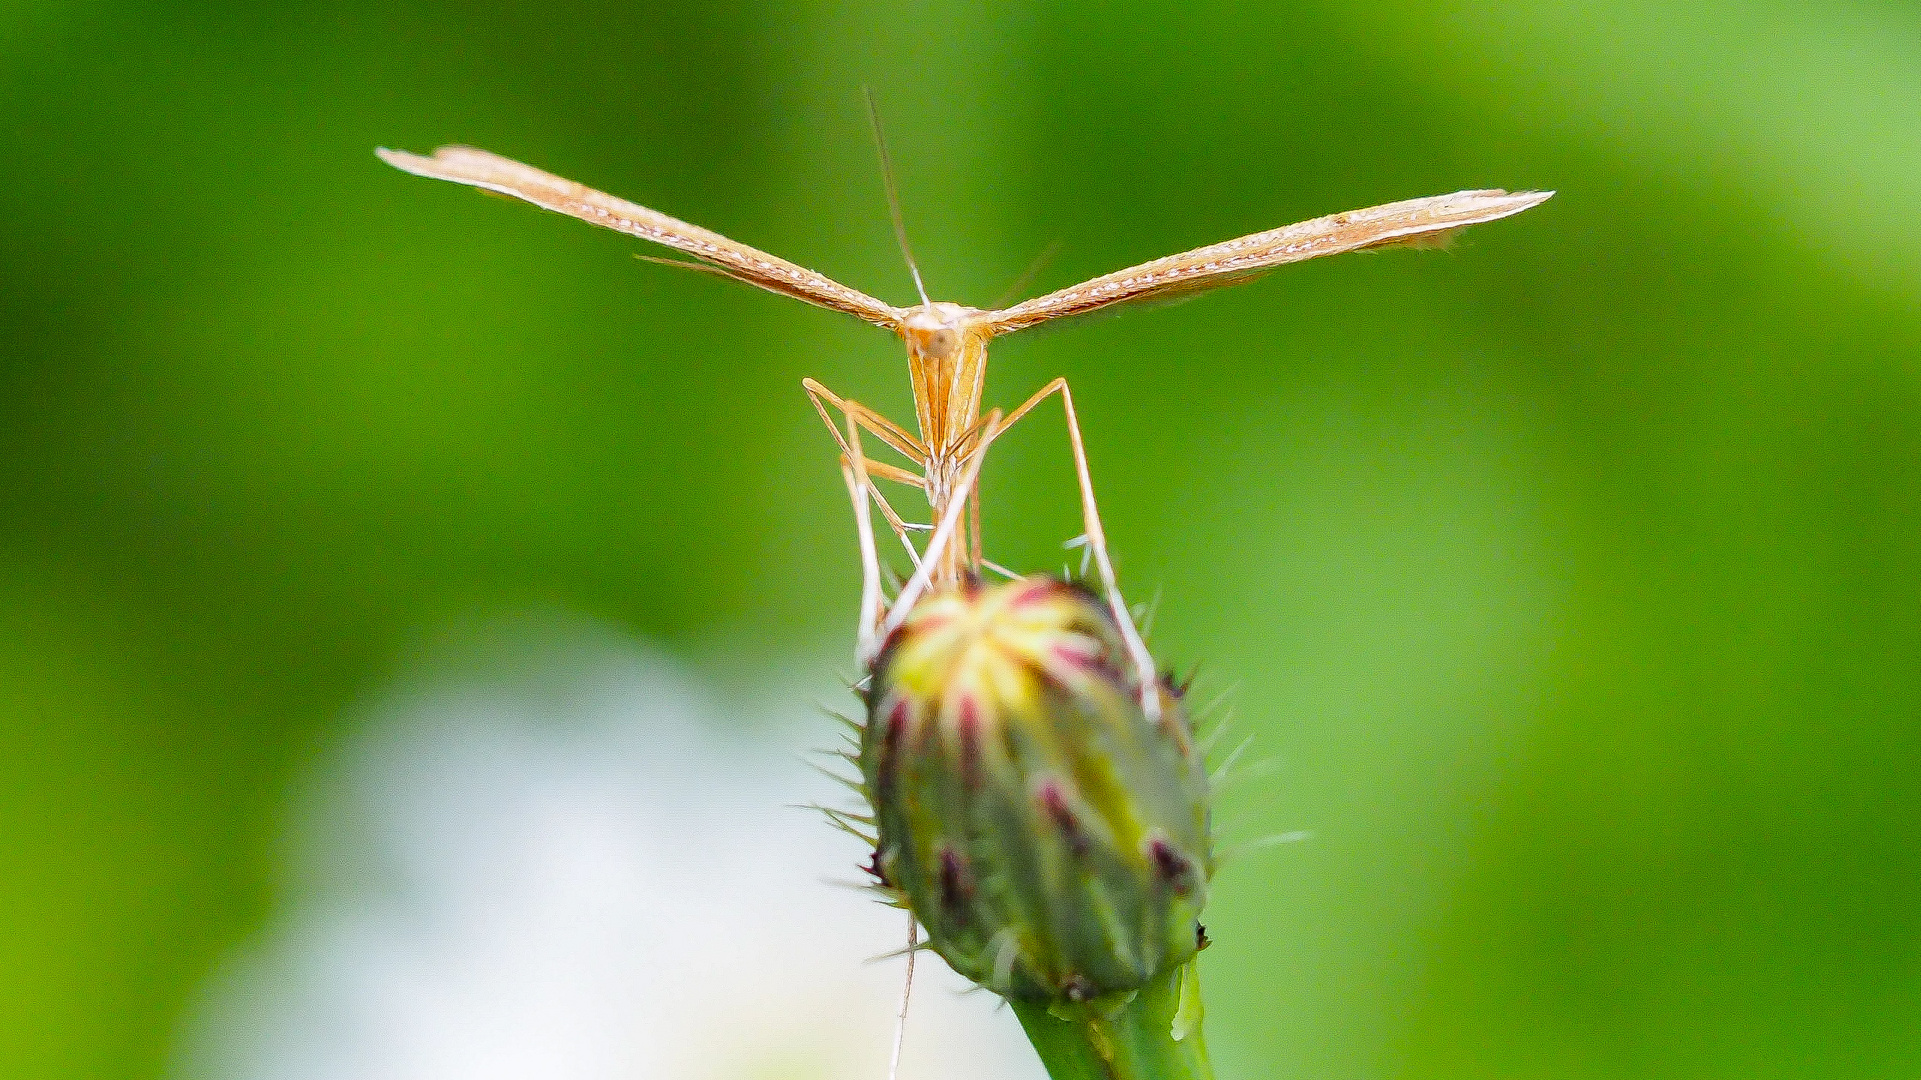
[986,189,1552,334]
[379,146,904,328]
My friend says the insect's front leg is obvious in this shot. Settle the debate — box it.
[803,378,929,567]
[837,416,884,665]
[884,409,1003,633]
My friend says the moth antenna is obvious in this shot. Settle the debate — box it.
[864,87,931,308]
[991,239,1063,310]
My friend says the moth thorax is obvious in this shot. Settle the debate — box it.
[900,303,978,359]
[900,304,991,456]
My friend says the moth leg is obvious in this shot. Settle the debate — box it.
[997,377,1160,719]
[845,455,924,571]
[885,408,1004,633]
[969,482,982,582]
[805,379,928,564]
[804,377,927,465]
[839,416,885,664]
[857,458,926,489]
[886,914,920,1080]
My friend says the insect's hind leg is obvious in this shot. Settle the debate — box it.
[997,377,1161,719]
[838,417,885,664]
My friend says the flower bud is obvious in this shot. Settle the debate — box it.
[861,577,1213,1003]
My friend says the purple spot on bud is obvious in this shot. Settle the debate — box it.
[1062,974,1096,1002]
[1049,642,1101,674]
[876,699,909,803]
[1009,579,1060,609]
[938,845,972,919]
[958,694,982,788]
[910,612,954,636]
[1148,836,1195,894]
[1038,779,1090,857]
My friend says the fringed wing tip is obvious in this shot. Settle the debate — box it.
[374,146,425,172]
[1444,187,1555,212]
[375,145,505,181]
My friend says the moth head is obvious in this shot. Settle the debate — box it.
[900,303,985,364]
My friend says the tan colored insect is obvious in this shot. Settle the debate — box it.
[378,141,1550,711]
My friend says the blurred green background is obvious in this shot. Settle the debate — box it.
[4,2,1919,1077]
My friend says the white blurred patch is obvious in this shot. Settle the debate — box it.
[183,620,1042,1080]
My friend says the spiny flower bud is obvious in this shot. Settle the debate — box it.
[861,577,1213,1003]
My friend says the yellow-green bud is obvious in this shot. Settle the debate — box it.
[861,577,1213,1003]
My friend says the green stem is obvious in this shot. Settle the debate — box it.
[1009,961,1214,1080]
